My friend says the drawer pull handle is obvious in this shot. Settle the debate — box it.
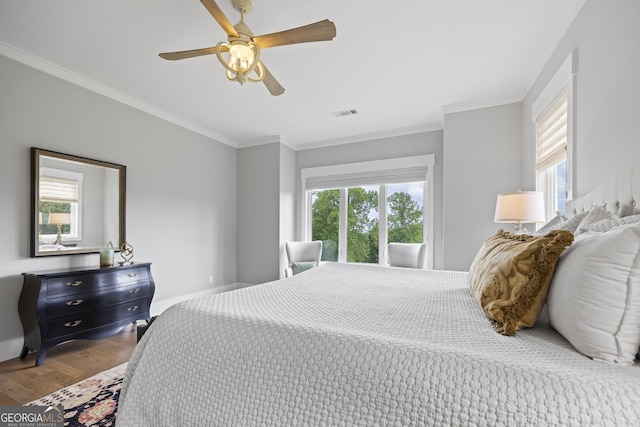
[64,320,82,328]
[127,273,138,278]
[128,305,139,312]
[65,281,83,287]
[65,299,83,306]
[129,288,140,294]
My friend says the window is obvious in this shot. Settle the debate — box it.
[346,185,379,263]
[536,92,568,216]
[310,189,340,261]
[39,168,83,242]
[302,155,434,268]
[386,182,424,244]
[533,51,576,220]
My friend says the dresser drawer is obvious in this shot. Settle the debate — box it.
[45,274,98,297]
[45,265,150,297]
[109,266,150,286]
[45,298,149,340]
[46,282,151,318]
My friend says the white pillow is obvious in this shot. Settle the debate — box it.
[547,222,640,364]
[573,205,615,236]
[533,212,567,236]
[617,203,638,217]
[559,210,588,233]
[588,213,640,233]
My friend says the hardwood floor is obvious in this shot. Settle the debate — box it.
[0,324,137,406]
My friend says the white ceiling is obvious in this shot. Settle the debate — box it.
[0,0,585,150]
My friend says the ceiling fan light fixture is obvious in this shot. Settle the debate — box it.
[216,40,264,85]
[229,43,254,62]
[159,0,336,96]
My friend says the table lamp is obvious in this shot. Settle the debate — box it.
[48,212,71,245]
[494,191,545,234]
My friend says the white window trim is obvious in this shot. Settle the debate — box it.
[378,185,388,265]
[532,50,576,217]
[301,154,435,269]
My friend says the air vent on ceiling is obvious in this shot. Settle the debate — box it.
[331,108,358,118]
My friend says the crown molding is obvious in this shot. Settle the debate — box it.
[236,135,282,149]
[0,41,238,148]
[291,123,443,151]
[440,92,523,117]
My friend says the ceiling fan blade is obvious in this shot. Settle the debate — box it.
[159,45,227,61]
[253,19,336,49]
[200,0,239,37]
[260,63,285,96]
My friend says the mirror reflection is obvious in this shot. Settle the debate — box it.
[31,148,126,257]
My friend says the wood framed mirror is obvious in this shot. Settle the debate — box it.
[31,147,126,257]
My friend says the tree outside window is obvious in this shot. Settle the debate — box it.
[311,189,340,261]
[311,182,424,264]
[387,184,423,244]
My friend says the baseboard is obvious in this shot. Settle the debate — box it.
[234,282,255,289]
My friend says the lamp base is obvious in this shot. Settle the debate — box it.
[54,224,63,245]
[513,223,530,234]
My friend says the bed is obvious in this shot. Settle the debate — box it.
[118,165,640,426]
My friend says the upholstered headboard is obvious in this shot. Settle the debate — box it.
[565,165,640,218]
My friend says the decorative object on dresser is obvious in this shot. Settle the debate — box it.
[19,263,155,366]
[119,241,134,266]
[99,241,115,267]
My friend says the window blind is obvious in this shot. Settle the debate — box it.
[40,176,79,203]
[536,92,568,171]
[305,166,427,190]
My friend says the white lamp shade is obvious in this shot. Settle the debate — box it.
[494,191,546,223]
[48,212,71,225]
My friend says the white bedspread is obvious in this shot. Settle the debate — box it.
[118,263,640,426]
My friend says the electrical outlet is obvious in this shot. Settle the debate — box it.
[209,275,214,284]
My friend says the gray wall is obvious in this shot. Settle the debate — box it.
[0,55,238,362]
[279,144,297,278]
[296,131,445,269]
[443,103,523,271]
[522,0,640,195]
[236,143,280,284]
[236,142,297,284]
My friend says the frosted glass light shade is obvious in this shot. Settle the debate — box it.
[494,191,546,224]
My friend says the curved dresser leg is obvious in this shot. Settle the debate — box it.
[35,349,46,367]
[19,346,29,359]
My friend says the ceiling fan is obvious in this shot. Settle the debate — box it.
[159,0,337,96]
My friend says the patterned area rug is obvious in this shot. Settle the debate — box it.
[26,362,127,427]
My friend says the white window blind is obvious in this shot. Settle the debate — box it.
[536,92,568,171]
[305,166,427,190]
[40,176,79,202]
